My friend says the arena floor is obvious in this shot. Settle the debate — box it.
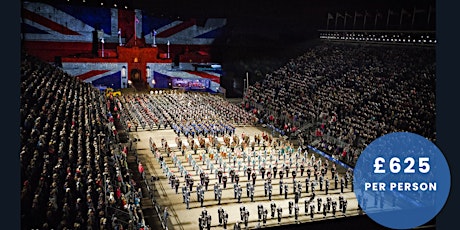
[134,126,361,230]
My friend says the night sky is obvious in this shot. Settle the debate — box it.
[135,0,435,42]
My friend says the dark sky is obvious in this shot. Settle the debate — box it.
[135,0,433,17]
[135,0,435,42]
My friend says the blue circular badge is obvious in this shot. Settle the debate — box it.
[353,132,450,229]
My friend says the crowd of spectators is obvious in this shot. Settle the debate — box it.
[20,52,145,230]
[243,42,436,166]
[116,92,258,136]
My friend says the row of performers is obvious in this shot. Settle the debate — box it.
[171,122,236,137]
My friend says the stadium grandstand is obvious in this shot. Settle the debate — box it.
[20,0,436,229]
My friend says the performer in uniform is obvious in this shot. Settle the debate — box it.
[270,202,276,218]
[277,206,283,223]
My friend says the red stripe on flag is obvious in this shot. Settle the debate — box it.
[118,9,135,40]
[185,71,220,83]
[22,9,81,35]
[157,19,196,38]
[76,70,111,81]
